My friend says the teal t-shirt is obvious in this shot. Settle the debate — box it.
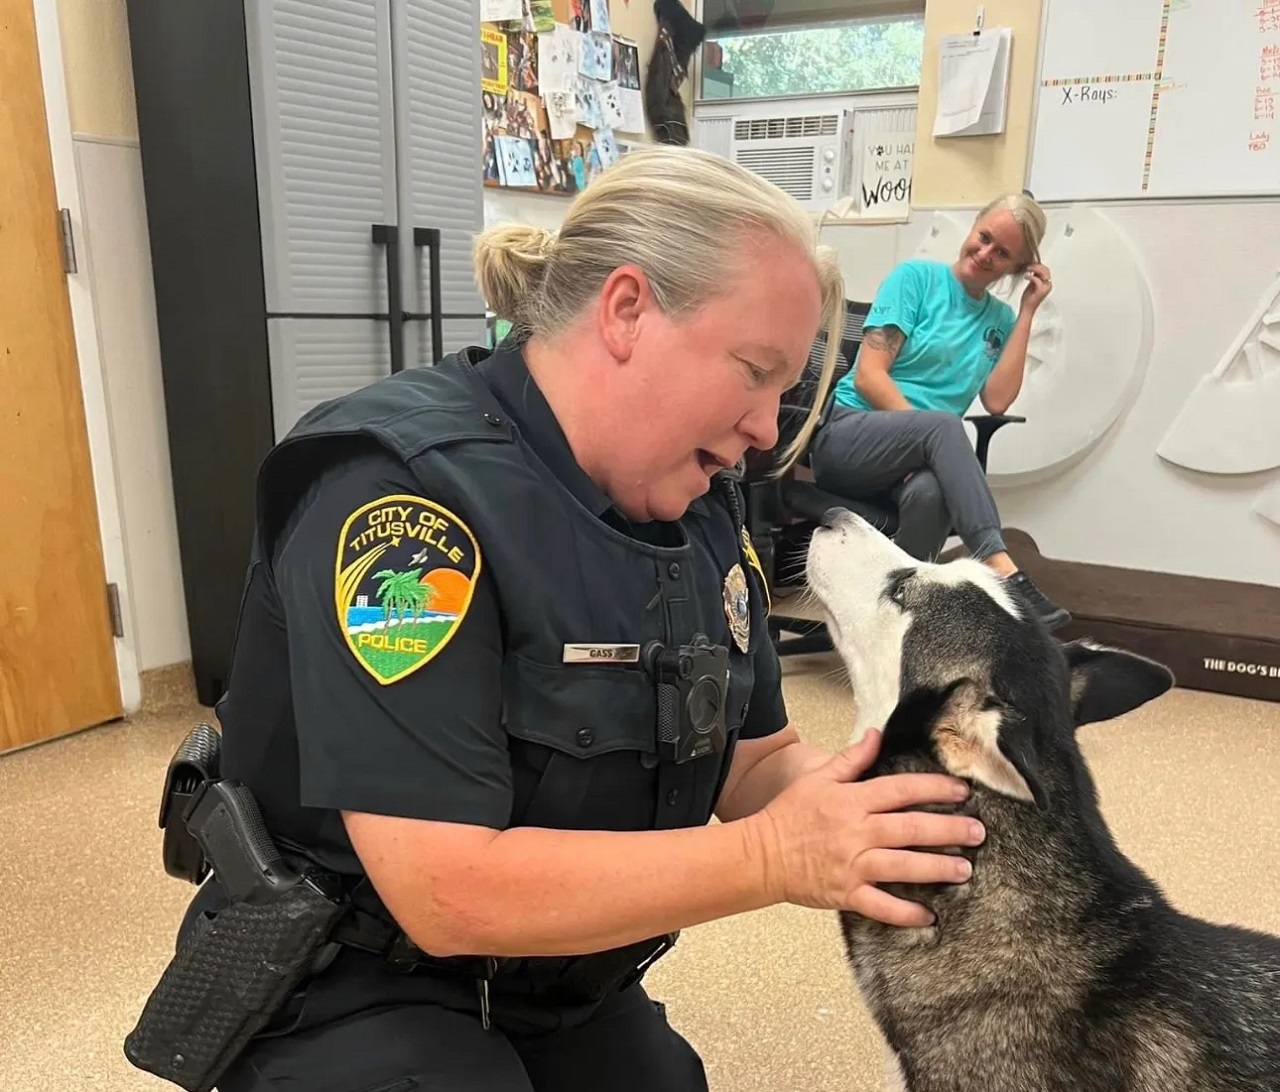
[833,259,1017,415]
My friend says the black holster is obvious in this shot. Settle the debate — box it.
[124,724,350,1092]
[123,878,347,1092]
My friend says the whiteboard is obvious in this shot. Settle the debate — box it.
[1028,0,1280,201]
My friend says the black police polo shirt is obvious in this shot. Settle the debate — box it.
[269,344,789,844]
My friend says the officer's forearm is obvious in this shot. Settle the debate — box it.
[714,738,832,823]
[346,810,781,959]
[452,822,783,956]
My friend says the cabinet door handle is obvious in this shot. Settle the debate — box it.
[413,227,444,365]
[372,223,406,374]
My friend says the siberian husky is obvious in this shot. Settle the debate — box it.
[805,507,1280,1092]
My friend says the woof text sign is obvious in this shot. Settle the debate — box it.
[860,131,914,220]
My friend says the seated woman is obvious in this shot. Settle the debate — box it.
[807,192,1070,630]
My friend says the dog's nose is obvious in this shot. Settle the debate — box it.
[820,507,851,529]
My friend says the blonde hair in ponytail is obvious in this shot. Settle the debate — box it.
[471,144,845,473]
[471,222,558,334]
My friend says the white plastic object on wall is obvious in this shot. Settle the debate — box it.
[911,206,1155,487]
[1252,480,1280,531]
[1156,276,1280,475]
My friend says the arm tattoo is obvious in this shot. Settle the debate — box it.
[864,325,905,361]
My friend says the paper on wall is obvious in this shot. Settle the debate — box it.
[611,35,645,133]
[932,28,1011,138]
[589,0,611,36]
[538,23,580,93]
[525,0,555,32]
[618,90,645,133]
[481,0,523,22]
[579,31,613,81]
[598,81,626,129]
[546,90,579,139]
[575,76,604,128]
[593,126,619,168]
[495,134,538,187]
[480,26,510,95]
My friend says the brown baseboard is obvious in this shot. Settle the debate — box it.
[1001,529,1280,704]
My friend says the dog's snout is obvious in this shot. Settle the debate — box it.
[821,507,855,530]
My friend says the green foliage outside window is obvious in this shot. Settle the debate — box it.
[702,18,925,100]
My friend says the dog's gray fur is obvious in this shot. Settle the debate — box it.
[806,509,1280,1092]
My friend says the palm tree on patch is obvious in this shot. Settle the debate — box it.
[373,568,435,627]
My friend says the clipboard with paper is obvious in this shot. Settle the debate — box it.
[932,26,1012,138]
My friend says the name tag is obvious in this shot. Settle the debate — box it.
[562,643,641,664]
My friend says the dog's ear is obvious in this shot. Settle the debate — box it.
[927,679,1049,809]
[880,682,958,759]
[1063,640,1175,728]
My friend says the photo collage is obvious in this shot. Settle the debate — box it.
[480,0,648,197]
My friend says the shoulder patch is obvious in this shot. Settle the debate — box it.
[335,494,482,685]
[741,527,771,614]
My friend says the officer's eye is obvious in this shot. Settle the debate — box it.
[734,354,769,386]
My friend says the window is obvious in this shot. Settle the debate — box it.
[698,0,926,102]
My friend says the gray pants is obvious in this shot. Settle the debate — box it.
[808,406,1007,563]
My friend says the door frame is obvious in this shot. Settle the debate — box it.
[29,0,141,714]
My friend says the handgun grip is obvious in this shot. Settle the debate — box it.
[186,780,302,904]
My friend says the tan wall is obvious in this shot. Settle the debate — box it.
[55,0,138,140]
[910,0,1044,206]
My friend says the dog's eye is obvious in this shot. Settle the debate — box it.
[886,570,912,607]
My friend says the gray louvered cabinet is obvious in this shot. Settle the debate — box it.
[397,0,488,366]
[245,0,485,438]
[266,319,393,437]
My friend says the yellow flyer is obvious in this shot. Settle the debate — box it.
[480,26,509,95]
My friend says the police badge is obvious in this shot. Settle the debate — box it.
[723,563,751,653]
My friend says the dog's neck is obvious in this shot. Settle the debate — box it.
[846,669,902,744]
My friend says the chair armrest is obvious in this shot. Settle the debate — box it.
[964,413,1026,472]
[743,477,786,586]
[744,477,783,536]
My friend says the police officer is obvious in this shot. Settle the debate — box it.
[163,146,983,1091]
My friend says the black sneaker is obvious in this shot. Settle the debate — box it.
[1007,571,1072,631]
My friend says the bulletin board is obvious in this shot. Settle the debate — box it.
[480,0,665,197]
[910,0,1045,208]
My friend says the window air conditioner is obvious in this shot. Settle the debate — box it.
[726,110,855,211]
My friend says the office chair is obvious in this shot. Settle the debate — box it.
[742,299,1025,657]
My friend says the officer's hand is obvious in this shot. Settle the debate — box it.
[752,729,984,927]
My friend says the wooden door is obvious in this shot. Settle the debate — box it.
[0,0,123,752]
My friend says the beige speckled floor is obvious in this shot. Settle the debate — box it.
[1,659,1278,1092]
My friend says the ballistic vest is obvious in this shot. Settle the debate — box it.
[218,346,769,860]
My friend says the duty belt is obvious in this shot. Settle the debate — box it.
[329,888,677,999]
